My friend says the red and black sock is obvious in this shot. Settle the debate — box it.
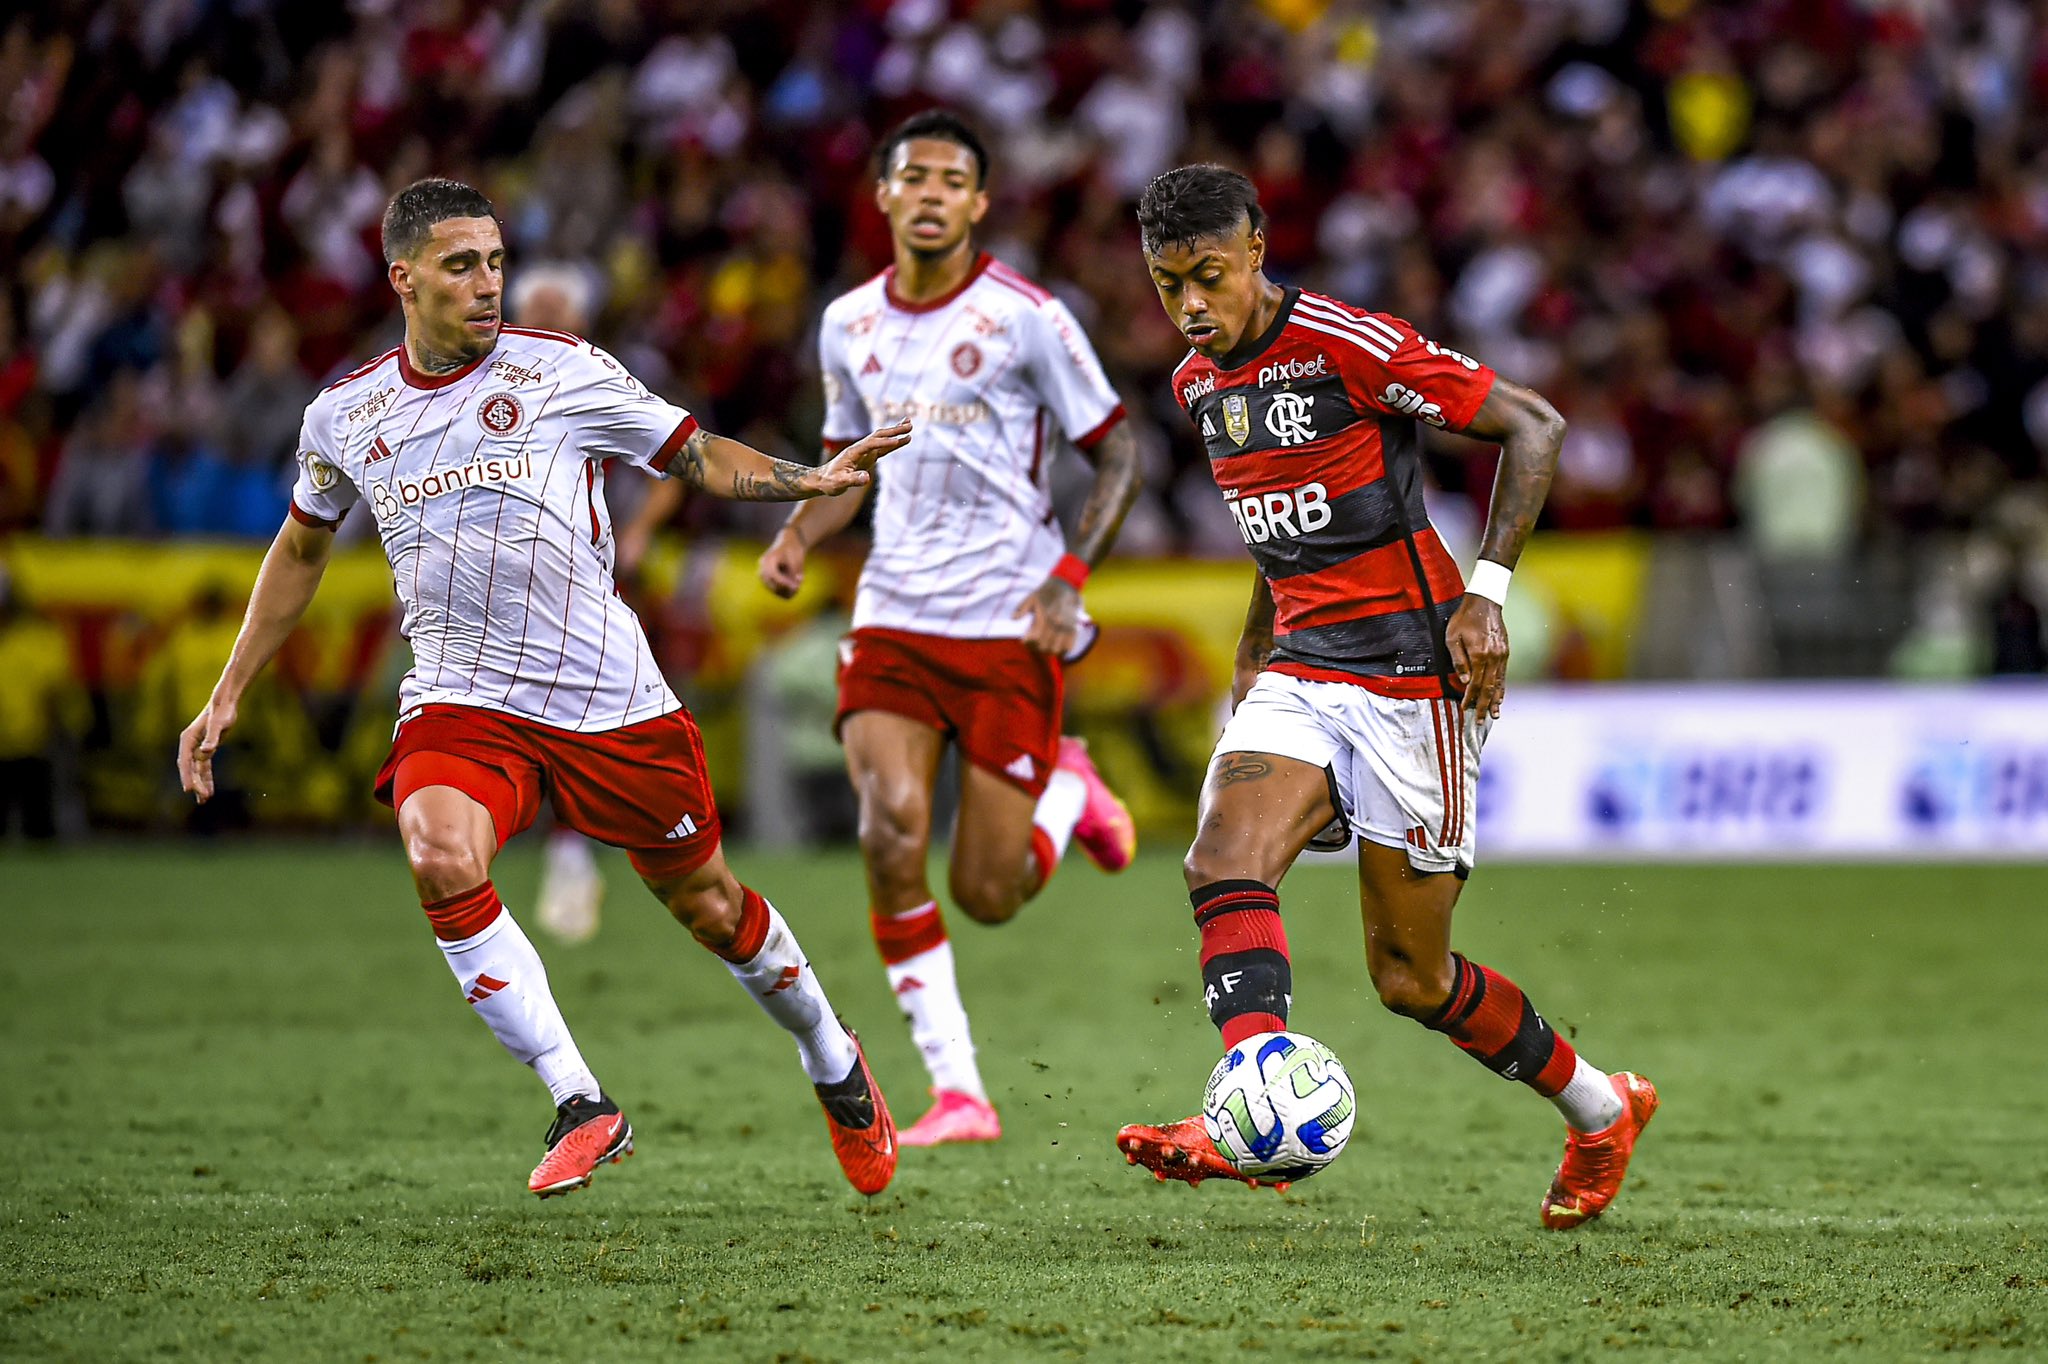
[1192,880,1291,1049]
[1423,953,1577,1097]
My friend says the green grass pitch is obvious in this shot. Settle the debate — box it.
[4,846,2044,1361]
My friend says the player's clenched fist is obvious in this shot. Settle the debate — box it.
[810,421,912,495]
[177,695,239,803]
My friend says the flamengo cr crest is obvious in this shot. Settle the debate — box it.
[1265,392,1316,446]
[477,392,523,435]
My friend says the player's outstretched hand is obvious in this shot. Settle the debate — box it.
[758,527,807,599]
[1445,597,1508,719]
[1014,576,1081,657]
[177,695,239,804]
[812,421,912,496]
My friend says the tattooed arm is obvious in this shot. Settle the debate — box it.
[1232,570,1276,709]
[1014,420,1143,655]
[1444,377,1567,718]
[664,421,912,502]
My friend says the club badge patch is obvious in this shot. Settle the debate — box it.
[477,392,523,435]
[951,342,982,378]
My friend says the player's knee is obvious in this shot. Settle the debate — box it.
[1183,836,1247,891]
[857,793,928,886]
[1368,952,1454,1020]
[661,871,744,948]
[407,839,488,902]
[950,869,1021,926]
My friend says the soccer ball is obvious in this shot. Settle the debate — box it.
[1201,1031,1356,1182]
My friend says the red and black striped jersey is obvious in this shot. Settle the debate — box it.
[1172,287,1497,700]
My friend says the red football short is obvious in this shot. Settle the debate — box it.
[373,703,721,880]
[835,626,1062,797]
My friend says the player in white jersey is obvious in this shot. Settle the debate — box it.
[174,178,911,1200]
[756,113,1144,1146]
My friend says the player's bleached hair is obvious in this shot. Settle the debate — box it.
[876,109,989,187]
[508,261,597,331]
[381,177,498,264]
[1137,165,1268,257]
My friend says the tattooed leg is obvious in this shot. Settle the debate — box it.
[1182,750,1335,891]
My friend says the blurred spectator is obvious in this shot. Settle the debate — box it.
[0,568,86,841]
[0,0,2044,655]
[1733,395,1864,561]
[43,367,158,537]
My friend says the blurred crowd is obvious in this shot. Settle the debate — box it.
[0,0,2045,557]
[5,0,2048,840]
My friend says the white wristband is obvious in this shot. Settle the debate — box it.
[1466,558,1513,606]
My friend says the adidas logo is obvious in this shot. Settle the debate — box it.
[466,973,509,1004]
[861,353,882,376]
[664,813,699,841]
[893,976,924,995]
[762,965,803,996]
[1004,753,1036,782]
[1406,825,1430,850]
[1201,414,1215,438]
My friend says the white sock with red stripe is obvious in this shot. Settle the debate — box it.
[872,900,986,1100]
[435,900,601,1107]
[715,887,858,1085]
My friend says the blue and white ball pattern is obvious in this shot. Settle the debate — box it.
[1201,1031,1356,1181]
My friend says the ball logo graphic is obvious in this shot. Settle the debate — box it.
[477,392,523,435]
[951,342,982,378]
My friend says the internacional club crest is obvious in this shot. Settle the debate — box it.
[477,391,524,435]
[1222,392,1252,447]
[951,341,982,378]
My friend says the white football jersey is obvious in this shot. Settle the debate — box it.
[289,327,688,732]
[819,253,1124,639]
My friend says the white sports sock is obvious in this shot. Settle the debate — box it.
[885,931,986,1100]
[1551,1054,1624,1133]
[1031,766,1089,863]
[437,909,601,1107]
[723,899,859,1085]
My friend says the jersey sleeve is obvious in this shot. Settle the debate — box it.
[817,312,870,454]
[287,403,359,528]
[1024,298,1125,450]
[1330,310,1498,431]
[571,345,699,475]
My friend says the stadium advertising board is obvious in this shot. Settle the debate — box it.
[1478,684,2048,860]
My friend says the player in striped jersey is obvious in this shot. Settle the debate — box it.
[175,178,908,1201]
[755,112,1144,1147]
[1113,166,1657,1228]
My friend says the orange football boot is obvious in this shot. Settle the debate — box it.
[529,1093,633,1199]
[1540,1071,1659,1229]
[1116,1116,1290,1192]
[817,1033,897,1195]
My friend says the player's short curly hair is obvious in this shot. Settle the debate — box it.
[1137,165,1267,257]
[876,109,989,187]
[381,178,498,264]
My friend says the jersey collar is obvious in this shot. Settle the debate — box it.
[884,251,991,314]
[1212,286,1300,373]
[398,344,489,390]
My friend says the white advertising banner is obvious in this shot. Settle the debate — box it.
[1475,683,2048,860]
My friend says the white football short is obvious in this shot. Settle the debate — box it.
[1214,670,1489,875]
